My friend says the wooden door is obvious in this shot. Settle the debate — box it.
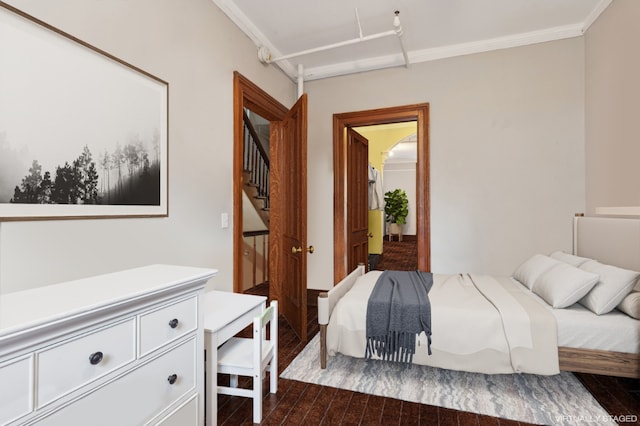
[346,128,369,273]
[270,94,308,341]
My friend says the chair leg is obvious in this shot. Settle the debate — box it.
[269,361,277,394]
[253,374,262,424]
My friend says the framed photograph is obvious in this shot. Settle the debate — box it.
[0,2,168,221]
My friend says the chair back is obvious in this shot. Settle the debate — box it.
[253,300,277,374]
[257,301,276,330]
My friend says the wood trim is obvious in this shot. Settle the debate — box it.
[333,103,431,283]
[332,115,347,284]
[415,106,431,273]
[234,72,289,120]
[233,72,288,293]
[559,347,640,378]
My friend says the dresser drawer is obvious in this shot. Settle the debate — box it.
[36,318,136,408]
[0,355,33,425]
[36,338,197,426]
[139,296,197,356]
[154,394,198,426]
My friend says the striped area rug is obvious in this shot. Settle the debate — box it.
[281,335,611,425]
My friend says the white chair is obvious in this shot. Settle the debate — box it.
[217,300,278,424]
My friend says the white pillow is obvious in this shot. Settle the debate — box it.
[513,255,562,289]
[532,263,600,308]
[578,260,640,315]
[549,251,591,267]
[617,291,640,319]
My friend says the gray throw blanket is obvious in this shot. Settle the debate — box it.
[365,270,433,364]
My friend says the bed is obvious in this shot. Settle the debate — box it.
[318,216,640,378]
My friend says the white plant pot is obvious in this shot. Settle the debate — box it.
[388,223,401,235]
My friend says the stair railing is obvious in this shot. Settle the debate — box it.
[243,110,270,210]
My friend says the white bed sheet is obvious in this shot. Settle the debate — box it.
[327,271,559,375]
[327,271,640,370]
[519,281,640,353]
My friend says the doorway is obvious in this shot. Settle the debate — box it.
[332,103,430,282]
[354,123,418,271]
[233,72,287,295]
[233,72,309,341]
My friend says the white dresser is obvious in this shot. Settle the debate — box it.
[0,264,217,426]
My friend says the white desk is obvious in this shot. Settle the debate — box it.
[203,291,266,426]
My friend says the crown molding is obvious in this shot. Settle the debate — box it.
[582,0,612,32]
[211,0,297,79]
[213,0,613,82]
[410,24,583,64]
[303,24,584,81]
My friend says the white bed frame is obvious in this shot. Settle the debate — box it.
[318,215,640,378]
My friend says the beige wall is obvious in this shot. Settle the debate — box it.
[306,38,586,288]
[585,0,640,213]
[0,0,295,293]
[0,1,598,294]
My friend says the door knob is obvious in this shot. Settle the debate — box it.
[292,245,314,254]
[368,233,373,238]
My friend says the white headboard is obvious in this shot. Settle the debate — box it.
[574,216,640,272]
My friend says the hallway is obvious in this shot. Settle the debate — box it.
[372,239,418,271]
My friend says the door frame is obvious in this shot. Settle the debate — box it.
[333,103,431,282]
[233,72,288,293]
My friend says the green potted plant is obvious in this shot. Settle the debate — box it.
[384,189,409,236]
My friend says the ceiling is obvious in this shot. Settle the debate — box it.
[355,122,417,163]
[212,0,611,82]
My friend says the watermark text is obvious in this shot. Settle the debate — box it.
[555,414,637,423]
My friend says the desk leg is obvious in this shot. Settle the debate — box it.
[205,331,218,426]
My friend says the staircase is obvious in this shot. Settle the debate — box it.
[243,109,270,228]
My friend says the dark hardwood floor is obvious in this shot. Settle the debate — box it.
[373,238,418,271]
[220,241,640,425]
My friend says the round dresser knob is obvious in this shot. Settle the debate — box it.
[167,374,178,385]
[168,318,179,329]
[89,351,104,365]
